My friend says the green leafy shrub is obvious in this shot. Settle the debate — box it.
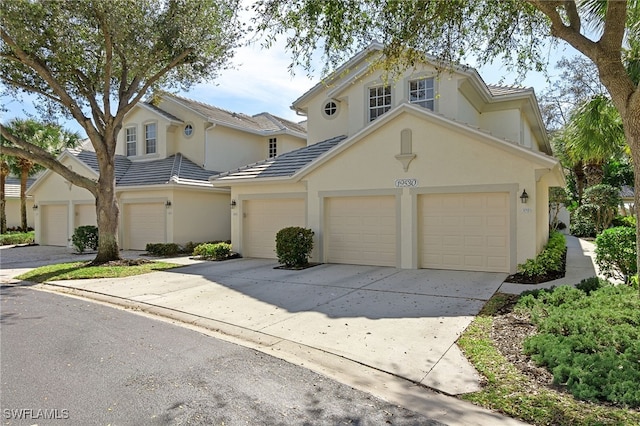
[193,242,232,260]
[0,231,35,245]
[575,276,607,295]
[595,226,637,284]
[570,185,621,237]
[612,215,636,228]
[71,225,98,253]
[517,231,566,278]
[275,226,314,267]
[145,242,180,256]
[517,284,640,408]
[570,204,598,237]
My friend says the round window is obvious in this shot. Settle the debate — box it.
[184,124,193,137]
[323,101,338,117]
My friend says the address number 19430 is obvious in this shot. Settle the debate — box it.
[394,178,418,188]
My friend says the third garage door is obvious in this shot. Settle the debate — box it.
[243,198,306,259]
[123,203,166,250]
[325,196,397,267]
[419,193,510,272]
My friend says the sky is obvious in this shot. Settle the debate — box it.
[1,36,581,138]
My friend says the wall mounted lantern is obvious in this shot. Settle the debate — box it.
[520,189,529,204]
[165,200,172,208]
[230,200,237,208]
[32,204,38,210]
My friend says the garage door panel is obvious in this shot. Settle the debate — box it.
[243,199,305,259]
[420,193,510,272]
[75,204,97,227]
[42,204,68,246]
[326,196,396,267]
[124,203,166,250]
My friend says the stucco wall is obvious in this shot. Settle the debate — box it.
[173,189,231,244]
[117,107,172,160]
[205,126,263,172]
[479,109,521,143]
[4,198,34,229]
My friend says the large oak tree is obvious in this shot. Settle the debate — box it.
[0,0,240,263]
[254,0,640,276]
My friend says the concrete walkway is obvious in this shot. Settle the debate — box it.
[1,236,598,426]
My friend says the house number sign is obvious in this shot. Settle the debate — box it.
[394,178,418,188]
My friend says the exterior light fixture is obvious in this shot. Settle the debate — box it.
[165,200,172,208]
[32,204,38,210]
[230,200,237,208]
[520,189,529,204]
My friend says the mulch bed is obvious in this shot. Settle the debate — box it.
[274,262,322,270]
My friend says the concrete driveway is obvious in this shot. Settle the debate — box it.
[1,245,506,396]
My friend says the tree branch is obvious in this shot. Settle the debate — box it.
[0,128,97,194]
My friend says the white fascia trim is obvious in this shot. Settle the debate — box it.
[136,103,183,124]
[210,175,296,187]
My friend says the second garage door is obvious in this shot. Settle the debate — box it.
[75,204,97,227]
[419,193,510,272]
[123,203,166,250]
[41,204,69,246]
[325,196,397,267]
[243,198,306,259]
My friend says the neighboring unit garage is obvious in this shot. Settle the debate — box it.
[419,192,510,272]
[41,204,69,246]
[325,195,397,267]
[242,198,305,259]
[123,203,166,250]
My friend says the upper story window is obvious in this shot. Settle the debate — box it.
[145,123,157,154]
[184,123,193,137]
[125,127,137,157]
[409,77,435,110]
[323,101,338,117]
[369,85,391,122]
[268,137,277,158]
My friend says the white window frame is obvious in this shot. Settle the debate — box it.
[125,126,137,157]
[145,122,157,154]
[409,77,435,110]
[368,85,392,122]
[268,137,277,158]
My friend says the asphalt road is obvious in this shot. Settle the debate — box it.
[0,285,444,426]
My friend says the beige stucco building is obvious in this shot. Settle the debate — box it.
[27,94,306,249]
[211,43,564,273]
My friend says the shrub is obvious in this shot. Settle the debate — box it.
[517,231,566,278]
[145,242,180,256]
[575,276,608,295]
[275,226,314,267]
[570,204,598,238]
[193,242,232,260]
[549,187,569,231]
[612,215,636,228]
[71,225,98,253]
[517,284,640,407]
[595,226,637,284]
[0,231,35,245]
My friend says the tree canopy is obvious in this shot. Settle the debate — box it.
[0,0,241,262]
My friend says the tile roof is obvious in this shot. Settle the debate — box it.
[620,185,635,198]
[143,103,183,122]
[212,135,347,182]
[69,150,217,187]
[163,93,306,135]
[487,84,530,96]
[4,177,36,198]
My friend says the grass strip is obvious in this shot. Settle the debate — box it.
[16,261,182,283]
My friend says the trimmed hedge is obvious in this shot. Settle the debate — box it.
[71,225,98,253]
[275,226,314,267]
[517,231,566,278]
[595,226,636,284]
[0,231,35,246]
[193,242,232,260]
[145,243,181,256]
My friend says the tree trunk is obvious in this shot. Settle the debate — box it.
[0,161,8,234]
[583,160,604,188]
[19,163,29,231]
[573,160,586,203]
[91,156,121,264]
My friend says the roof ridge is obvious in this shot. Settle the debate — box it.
[165,93,256,121]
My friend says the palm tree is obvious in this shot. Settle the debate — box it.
[564,95,626,191]
[1,119,81,231]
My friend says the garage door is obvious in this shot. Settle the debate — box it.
[75,204,97,227]
[123,203,166,250]
[243,198,305,259]
[41,204,69,246]
[325,196,397,267]
[419,193,510,272]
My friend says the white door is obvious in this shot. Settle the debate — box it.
[75,204,97,227]
[124,203,166,250]
[41,204,69,246]
[419,193,510,272]
[325,196,397,267]
[243,198,306,259]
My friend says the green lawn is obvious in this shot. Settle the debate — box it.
[16,261,182,283]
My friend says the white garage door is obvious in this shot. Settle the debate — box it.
[41,204,69,246]
[75,204,97,227]
[325,196,397,267]
[124,203,166,250]
[243,198,305,259]
[419,193,510,272]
